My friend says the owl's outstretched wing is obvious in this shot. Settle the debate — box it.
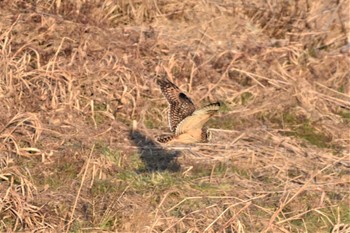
[174,102,220,135]
[156,75,196,132]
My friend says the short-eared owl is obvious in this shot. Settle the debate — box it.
[156,75,220,144]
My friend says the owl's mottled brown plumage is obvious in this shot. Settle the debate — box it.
[156,75,220,145]
[156,127,211,144]
[156,77,195,132]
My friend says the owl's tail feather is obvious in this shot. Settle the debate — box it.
[156,134,175,143]
[202,102,221,114]
[187,102,221,117]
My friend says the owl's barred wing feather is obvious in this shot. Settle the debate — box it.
[169,94,196,132]
[156,76,196,132]
[156,127,212,145]
[156,78,184,105]
[175,102,220,135]
[156,134,175,144]
[156,75,220,145]
[156,128,203,144]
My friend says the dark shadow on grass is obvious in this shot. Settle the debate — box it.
[129,130,181,172]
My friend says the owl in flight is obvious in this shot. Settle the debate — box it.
[156,75,220,145]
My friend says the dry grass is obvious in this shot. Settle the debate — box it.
[0,0,349,232]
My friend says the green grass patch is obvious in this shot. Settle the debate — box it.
[187,162,250,194]
[192,182,232,194]
[285,123,331,148]
[45,162,80,190]
[114,113,132,126]
[117,169,183,191]
[337,85,345,93]
[129,152,146,170]
[338,110,350,123]
[253,173,281,185]
[191,162,251,180]
[93,102,109,125]
[289,202,350,232]
[94,102,107,111]
[144,118,156,129]
[30,157,81,190]
[99,217,116,231]
[69,220,84,233]
[91,179,118,195]
[268,112,332,148]
[99,146,123,166]
[231,165,251,179]
[169,197,215,217]
[94,112,108,125]
[287,166,307,179]
[219,101,231,112]
[241,92,253,105]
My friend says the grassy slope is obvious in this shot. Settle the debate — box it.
[0,0,349,232]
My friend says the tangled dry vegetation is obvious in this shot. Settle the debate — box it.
[0,0,349,232]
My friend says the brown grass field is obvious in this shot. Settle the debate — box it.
[1,0,350,232]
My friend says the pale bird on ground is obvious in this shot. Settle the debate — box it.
[155,75,220,145]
